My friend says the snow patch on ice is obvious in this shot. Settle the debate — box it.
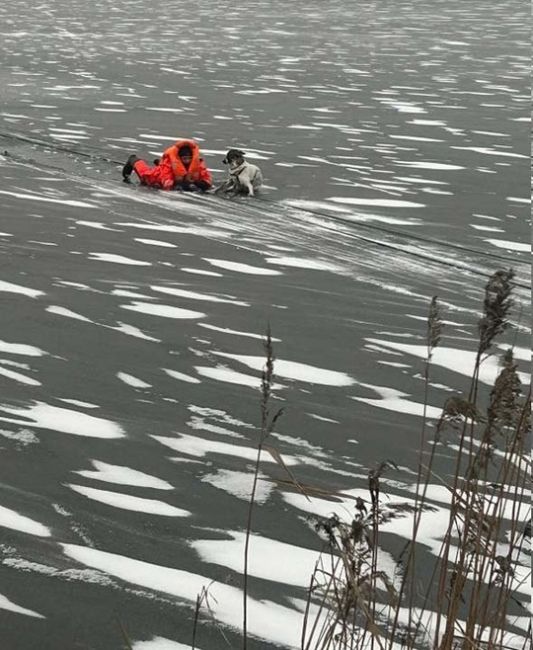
[180,267,223,277]
[213,353,355,387]
[198,323,280,341]
[192,531,319,587]
[0,190,95,208]
[152,286,249,306]
[0,428,39,446]
[0,505,51,537]
[0,281,44,298]
[351,384,443,419]
[0,401,125,438]
[0,340,46,356]
[329,197,425,208]
[153,434,299,465]
[46,306,93,322]
[121,302,205,320]
[265,256,344,271]
[0,366,40,386]
[0,593,45,619]
[393,161,464,171]
[365,339,530,386]
[88,253,151,266]
[133,639,195,650]
[195,365,265,389]
[203,258,282,276]
[74,460,173,490]
[61,543,303,647]
[110,322,161,342]
[58,399,99,409]
[67,485,189,517]
[484,239,529,253]
[200,469,272,504]
[117,372,151,389]
[163,368,201,384]
[134,238,177,248]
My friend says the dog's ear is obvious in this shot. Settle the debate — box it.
[223,149,245,164]
[222,149,234,164]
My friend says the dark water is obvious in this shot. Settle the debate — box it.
[0,1,530,648]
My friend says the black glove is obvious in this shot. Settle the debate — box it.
[195,180,211,193]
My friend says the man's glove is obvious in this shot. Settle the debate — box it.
[195,180,211,192]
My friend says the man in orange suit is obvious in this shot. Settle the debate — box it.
[122,139,212,192]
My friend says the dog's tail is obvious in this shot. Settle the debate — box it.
[253,169,264,189]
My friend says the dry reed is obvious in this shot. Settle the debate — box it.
[300,269,530,650]
[194,269,529,650]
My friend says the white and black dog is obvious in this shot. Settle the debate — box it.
[215,149,263,196]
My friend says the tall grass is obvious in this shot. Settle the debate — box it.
[193,269,529,650]
[298,269,530,650]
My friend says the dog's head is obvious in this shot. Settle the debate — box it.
[222,149,245,168]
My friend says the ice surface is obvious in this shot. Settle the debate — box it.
[0,189,96,208]
[0,1,529,647]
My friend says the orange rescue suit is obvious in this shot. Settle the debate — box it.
[133,158,175,190]
[162,139,212,186]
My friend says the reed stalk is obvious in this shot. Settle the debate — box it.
[242,327,283,650]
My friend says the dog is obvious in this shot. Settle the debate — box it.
[215,149,263,197]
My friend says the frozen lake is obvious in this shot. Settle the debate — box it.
[0,0,530,648]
